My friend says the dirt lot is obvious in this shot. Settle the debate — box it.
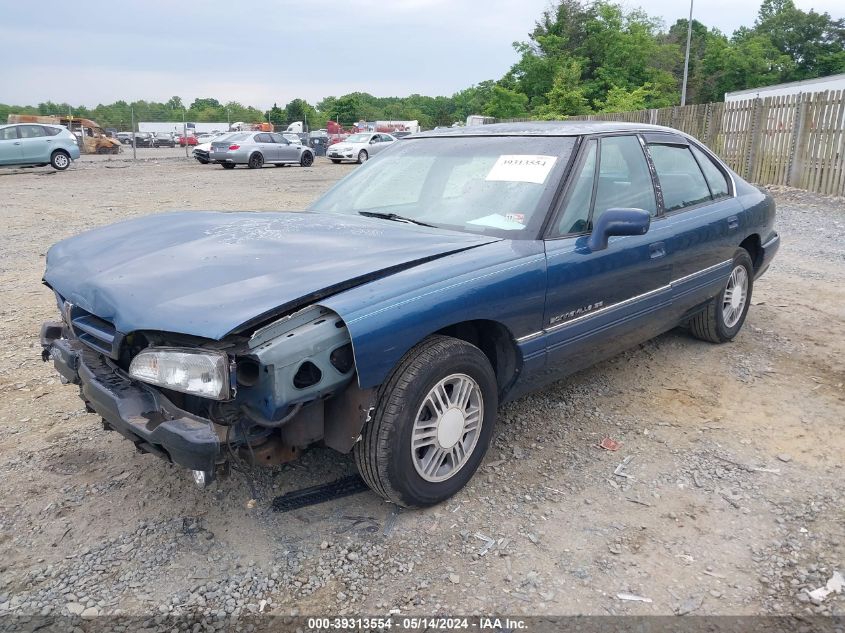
[0,157,842,622]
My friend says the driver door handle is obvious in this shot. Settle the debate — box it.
[649,242,666,259]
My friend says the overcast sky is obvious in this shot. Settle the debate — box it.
[0,0,841,108]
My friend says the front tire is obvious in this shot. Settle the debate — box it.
[357,150,368,164]
[248,153,264,169]
[300,151,314,167]
[354,336,498,508]
[50,150,70,171]
[689,249,754,343]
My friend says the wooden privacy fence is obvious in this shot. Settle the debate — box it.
[564,90,845,196]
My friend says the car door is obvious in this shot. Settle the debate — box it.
[643,134,741,320]
[18,125,51,162]
[0,126,23,165]
[541,134,674,381]
[254,133,277,160]
[271,133,299,162]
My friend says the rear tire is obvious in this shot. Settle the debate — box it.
[50,150,70,171]
[689,249,754,343]
[248,153,264,169]
[354,336,498,508]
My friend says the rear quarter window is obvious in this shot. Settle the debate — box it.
[690,145,730,199]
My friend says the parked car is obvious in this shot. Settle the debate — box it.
[132,132,154,148]
[179,135,198,147]
[39,122,778,507]
[116,132,133,144]
[210,132,314,168]
[193,132,237,165]
[327,132,395,163]
[0,123,80,170]
[153,133,176,148]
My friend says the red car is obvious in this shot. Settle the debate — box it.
[178,135,198,147]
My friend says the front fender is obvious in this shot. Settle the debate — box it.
[319,240,547,390]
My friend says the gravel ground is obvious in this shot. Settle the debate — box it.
[0,159,842,624]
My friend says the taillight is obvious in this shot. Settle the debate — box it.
[228,144,240,150]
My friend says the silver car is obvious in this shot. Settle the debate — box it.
[327,132,396,164]
[210,132,315,169]
[0,123,81,170]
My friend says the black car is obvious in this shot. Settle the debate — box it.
[153,134,176,148]
[132,132,154,148]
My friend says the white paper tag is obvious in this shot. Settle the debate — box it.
[485,155,557,184]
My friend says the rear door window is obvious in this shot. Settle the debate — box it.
[648,144,712,211]
[19,125,46,138]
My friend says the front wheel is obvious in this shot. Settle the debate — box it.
[50,150,70,171]
[689,249,754,343]
[354,336,498,508]
[357,150,368,164]
[247,153,264,169]
[300,152,314,167]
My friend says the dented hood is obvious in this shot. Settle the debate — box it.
[44,211,498,339]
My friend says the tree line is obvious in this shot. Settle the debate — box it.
[1,0,842,130]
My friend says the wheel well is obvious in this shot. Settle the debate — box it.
[51,148,69,157]
[739,234,762,271]
[435,320,520,396]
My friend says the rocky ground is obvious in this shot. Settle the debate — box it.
[0,159,842,626]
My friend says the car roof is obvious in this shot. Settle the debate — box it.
[411,121,681,138]
[0,122,63,129]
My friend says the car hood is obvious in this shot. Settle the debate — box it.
[44,211,498,340]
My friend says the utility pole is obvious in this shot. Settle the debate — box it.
[680,0,694,107]
[131,107,136,161]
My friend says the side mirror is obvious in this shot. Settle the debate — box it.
[586,208,651,252]
[370,139,377,144]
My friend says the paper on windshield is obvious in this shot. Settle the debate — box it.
[467,214,527,230]
[485,155,557,184]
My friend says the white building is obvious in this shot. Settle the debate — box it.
[725,73,845,102]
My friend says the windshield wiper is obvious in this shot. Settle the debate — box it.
[358,211,437,228]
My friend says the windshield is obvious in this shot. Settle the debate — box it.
[310,136,575,238]
[344,133,371,143]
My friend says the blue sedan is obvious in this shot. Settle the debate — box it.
[0,123,81,170]
[40,122,778,507]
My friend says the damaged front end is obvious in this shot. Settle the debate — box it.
[41,298,373,485]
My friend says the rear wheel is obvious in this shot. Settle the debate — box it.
[221,163,236,170]
[357,150,368,164]
[354,336,498,508]
[300,151,314,167]
[689,249,754,343]
[50,150,70,171]
[247,153,264,169]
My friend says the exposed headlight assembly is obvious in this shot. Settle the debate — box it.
[129,347,231,400]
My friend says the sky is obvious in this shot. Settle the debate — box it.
[0,0,841,109]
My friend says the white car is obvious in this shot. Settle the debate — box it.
[193,132,238,164]
[327,132,396,164]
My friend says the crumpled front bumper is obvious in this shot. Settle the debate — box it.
[41,322,220,473]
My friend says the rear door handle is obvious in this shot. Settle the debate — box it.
[727,215,739,230]
[13,141,21,145]
[649,241,666,259]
